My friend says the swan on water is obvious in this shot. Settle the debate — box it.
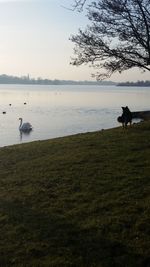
[19,118,32,131]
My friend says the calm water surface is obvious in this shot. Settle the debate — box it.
[0,84,150,147]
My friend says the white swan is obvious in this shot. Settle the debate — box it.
[19,118,32,131]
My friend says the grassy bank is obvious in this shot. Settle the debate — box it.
[0,121,150,267]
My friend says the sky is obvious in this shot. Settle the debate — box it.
[0,0,149,82]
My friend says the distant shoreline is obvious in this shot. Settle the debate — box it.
[117,81,150,87]
[0,74,115,86]
[0,74,150,86]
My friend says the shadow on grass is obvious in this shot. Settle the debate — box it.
[1,199,149,267]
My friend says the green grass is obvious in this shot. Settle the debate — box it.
[0,121,150,267]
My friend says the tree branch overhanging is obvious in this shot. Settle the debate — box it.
[70,0,150,79]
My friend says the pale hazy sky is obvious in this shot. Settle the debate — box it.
[0,0,149,82]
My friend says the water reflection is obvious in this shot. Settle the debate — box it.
[19,129,33,141]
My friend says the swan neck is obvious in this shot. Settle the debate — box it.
[19,119,22,128]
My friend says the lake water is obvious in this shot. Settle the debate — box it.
[0,84,150,147]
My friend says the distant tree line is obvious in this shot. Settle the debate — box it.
[0,74,149,86]
[0,74,115,85]
[118,80,150,86]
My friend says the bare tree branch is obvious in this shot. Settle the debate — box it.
[70,0,150,79]
[73,0,87,11]
[61,0,88,12]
